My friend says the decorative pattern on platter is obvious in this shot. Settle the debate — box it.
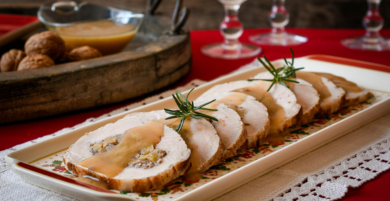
[29,91,389,201]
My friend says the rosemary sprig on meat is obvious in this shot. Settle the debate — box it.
[248,48,304,92]
[282,48,304,79]
[164,88,218,132]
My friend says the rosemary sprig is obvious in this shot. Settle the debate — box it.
[282,48,304,79]
[248,48,304,91]
[164,88,218,132]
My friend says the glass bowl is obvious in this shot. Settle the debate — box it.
[38,0,144,55]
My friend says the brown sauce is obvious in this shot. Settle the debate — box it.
[296,71,332,100]
[314,72,362,93]
[76,175,109,189]
[233,81,285,134]
[56,20,137,55]
[200,92,248,117]
[286,81,296,91]
[214,92,248,107]
[157,118,201,175]
[266,134,285,146]
[182,172,203,183]
[78,121,164,178]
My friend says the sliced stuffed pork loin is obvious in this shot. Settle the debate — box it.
[199,80,301,137]
[192,99,247,159]
[344,88,371,106]
[196,92,270,148]
[254,72,320,126]
[313,72,371,106]
[128,110,224,174]
[296,72,346,117]
[63,117,191,192]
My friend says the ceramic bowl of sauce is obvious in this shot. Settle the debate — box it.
[38,0,144,55]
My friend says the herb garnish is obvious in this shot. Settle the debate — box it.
[248,48,304,92]
[164,88,218,132]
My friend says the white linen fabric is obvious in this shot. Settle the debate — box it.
[1,62,390,201]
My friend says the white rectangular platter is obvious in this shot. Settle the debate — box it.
[6,55,390,201]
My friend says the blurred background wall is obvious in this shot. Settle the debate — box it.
[1,0,389,30]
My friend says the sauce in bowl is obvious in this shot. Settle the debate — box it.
[56,20,137,55]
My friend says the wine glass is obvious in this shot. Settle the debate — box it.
[249,0,307,46]
[201,0,261,59]
[342,0,390,51]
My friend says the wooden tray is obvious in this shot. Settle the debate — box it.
[0,1,191,124]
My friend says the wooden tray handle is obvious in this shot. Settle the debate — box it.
[171,7,190,34]
[147,0,162,15]
[170,0,190,35]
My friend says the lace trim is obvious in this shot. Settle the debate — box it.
[271,138,390,201]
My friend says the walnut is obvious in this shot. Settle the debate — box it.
[57,44,73,64]
[0,49,26,72]
[17,54,55,71]
[25,31,66,60]
[68,46,102,61]
[65,44,73,53]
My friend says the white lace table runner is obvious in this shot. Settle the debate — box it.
[1,64,390,201]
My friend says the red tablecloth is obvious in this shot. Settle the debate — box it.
[0,14,38,36]
[1,28,390,200]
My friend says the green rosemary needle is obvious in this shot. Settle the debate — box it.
[282,48,304,79]
[164,88,218,132]
[248,48,304,92]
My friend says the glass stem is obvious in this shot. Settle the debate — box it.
[363,0,383,42]
[269,0,289,35]
[220,3,243,49]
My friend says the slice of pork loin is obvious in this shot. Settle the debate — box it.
[254,72,320,126]
[313,72,371,106]
[192,99,247,159]
[344,88,372,106]
[63,117,191,192]
[296,72,346,117]
[199,80,301,135]
[196,92,270,148]
[128,110,224,173]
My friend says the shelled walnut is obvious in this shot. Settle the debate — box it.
[57,44,73,64]
[0,49,26,72]
[25,31,66,60]
[68,46,102,61]
[0,31,106,73]
[17,54,55,71]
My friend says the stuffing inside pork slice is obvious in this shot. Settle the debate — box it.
[129,145,167,169]
[90,134,123,155]
[63,117,191,192]
[128,110,224,174]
